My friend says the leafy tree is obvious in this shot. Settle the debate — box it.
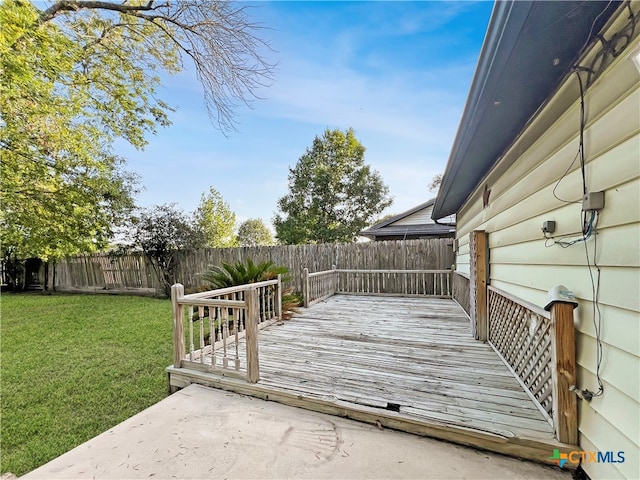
[0,0,272,261]
[237,218,274,246]
[130,203,205,295]
[0,0,140,261]
[274,128,393,244]
[195,187,237,248]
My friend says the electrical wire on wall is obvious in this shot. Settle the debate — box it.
[545,70,596,249]
[574,68,604,400]
[538,6,631,399]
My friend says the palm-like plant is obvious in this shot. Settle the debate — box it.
[201,259,299,321]
[202,259,290,288]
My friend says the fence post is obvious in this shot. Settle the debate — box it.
[245,287,260,383]
[276,274,282,319]
[546,287,579,445]
[303,267,309,308]
[171,283,185,368]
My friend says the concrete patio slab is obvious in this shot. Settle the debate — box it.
[23,384,570,480]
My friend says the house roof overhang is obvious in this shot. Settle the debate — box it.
[432,0,621,220]
[360,198,457,239]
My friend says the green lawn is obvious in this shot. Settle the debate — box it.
[0,293,173,476]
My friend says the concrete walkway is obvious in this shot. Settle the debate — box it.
[23,384,570,480]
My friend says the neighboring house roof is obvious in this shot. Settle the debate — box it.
[432,0,620,219]
[360,199,456,240]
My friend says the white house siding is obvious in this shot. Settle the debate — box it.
[391,205,456,227]
[392,205,436,225]
[453,12,639,480]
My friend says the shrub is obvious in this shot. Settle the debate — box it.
[201,259,289,288]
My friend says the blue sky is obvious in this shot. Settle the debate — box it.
[116,1,494,228]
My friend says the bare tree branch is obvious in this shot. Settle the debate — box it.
[38,0,275,132]
[39,0,157,23]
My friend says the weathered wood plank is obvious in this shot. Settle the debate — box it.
[167,366,578,466]
[550,301,578,445]
[168,294,572,465]
[53,238,455,296]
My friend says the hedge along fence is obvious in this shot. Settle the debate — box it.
[46,239,454,297]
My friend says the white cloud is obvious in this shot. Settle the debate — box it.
[117,1,491,229]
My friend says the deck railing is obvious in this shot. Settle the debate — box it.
[170,277,281,383]
[302,268,337,307]
[303,268,453,306]
[487,285,554,425]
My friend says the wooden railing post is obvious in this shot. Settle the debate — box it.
[332,265,337,295]
[449,264,455,297]
[547,288,578,445]
[303,267,309,308]
[245,287,260,383]
[171,283,185,368]
[275,274,282,319]
[469,230,488,341]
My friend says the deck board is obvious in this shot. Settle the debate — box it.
[168,294,574,464]
[258,296,554,437]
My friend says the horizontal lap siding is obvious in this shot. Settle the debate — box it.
[454,24,639,479]
[392,205,435,225]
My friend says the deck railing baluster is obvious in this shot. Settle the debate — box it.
[199,306,205,364]
[188,305,194,362]
[222,307,229,368]
[171,278,279,382]
[210,307,216,366]
[301,268,453,301]
[233,307,240,370]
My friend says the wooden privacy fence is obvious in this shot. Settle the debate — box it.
[170,277,282,383]
[47,239,454,296]
[303,268,453,307]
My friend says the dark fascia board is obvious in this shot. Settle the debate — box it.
[432,0,620,219]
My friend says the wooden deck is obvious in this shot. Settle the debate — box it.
[168,295,575,464]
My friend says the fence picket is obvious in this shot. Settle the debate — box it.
[40,239,453,296]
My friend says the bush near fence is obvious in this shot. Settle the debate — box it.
[40,239,454,297]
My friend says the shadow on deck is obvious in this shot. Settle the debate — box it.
[167,295,575,465]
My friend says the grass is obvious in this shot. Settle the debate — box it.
[0,293,173,476]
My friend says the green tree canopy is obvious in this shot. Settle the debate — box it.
[0,0,272,261]
[237,218,274,246]
[129,203,205,295]
[194,187,237,248]
[274,128,393,244]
